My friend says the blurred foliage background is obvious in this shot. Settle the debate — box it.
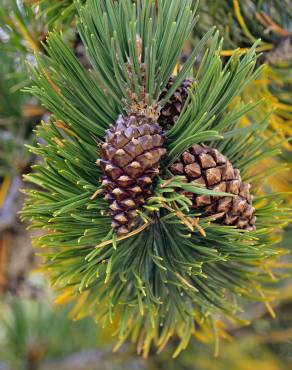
[0,0,291,369]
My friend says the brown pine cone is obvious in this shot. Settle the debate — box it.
[99,115,166,235]
[169,144,256,231]
[158,76,193,130]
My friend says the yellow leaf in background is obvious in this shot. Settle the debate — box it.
[54,288,75,305]
[256,11,292,37]
[220,44,273,57]
[21,104,45,118]
[13,17,41,53]
[68,291,90,320]
[233,0,257,43]
[226,64,292,157]
[0,177,10,208]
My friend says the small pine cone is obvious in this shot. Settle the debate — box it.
[158,76,193,130]
[99,115,166,235]
[169,144,256,231]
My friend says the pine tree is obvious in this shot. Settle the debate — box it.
[21,0,291,357]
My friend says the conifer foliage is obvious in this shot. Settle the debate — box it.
[22,0,290,357]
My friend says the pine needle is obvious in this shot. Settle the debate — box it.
[95,221,150,248]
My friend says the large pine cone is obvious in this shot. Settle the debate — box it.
[170,144,256,231]
[99,115,166,235]
[158,76,193,130]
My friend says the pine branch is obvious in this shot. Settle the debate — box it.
[21,0,291,357]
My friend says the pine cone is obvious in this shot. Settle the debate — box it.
[99,115,166,235]
[158,76,193,130]
[170,144,256,231]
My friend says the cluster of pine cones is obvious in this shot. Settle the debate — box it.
[98,77,256,235]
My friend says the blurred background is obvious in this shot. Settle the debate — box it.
[0,1,291,369]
